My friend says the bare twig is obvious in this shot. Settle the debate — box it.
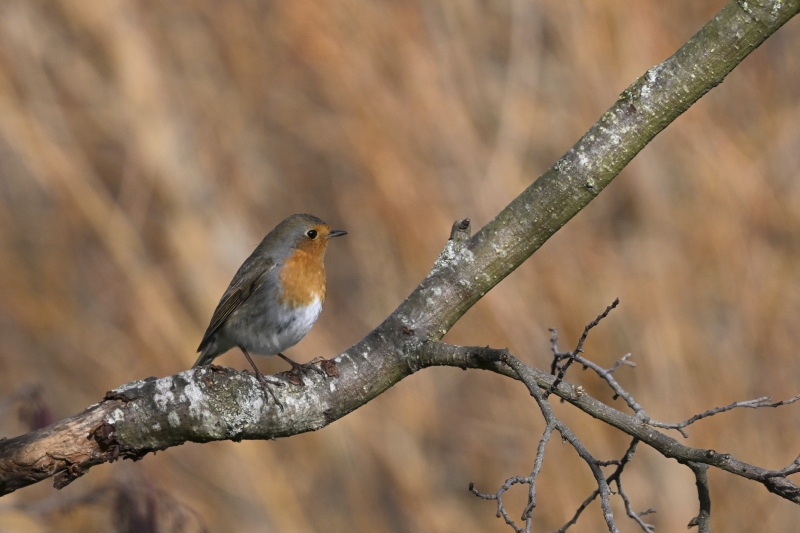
[649,395,800,438]
[470,343,625,533]
[469,412,554,533]
[570,352,646,416]
[609,353,636,373]
[616,479,656,533]
[549,307,800,442]
[469,476,531,533]
[547,298,620,397]
[502,353,620,533]
[687,462,711,533]
[470,477,535,533]
[553,439,654,533]
[554,490,598,533]
[765,454,800,478]
[525,421,555,519]
[611,440,655,533]
[416,342,800,504]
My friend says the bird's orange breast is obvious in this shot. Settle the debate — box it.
[278,247,327,308]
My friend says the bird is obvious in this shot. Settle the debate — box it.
[192,214,346,407]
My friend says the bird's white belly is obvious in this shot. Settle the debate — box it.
[247,297,323,355]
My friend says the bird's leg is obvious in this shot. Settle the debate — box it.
[277,352,327,377]
[239,346,285,411]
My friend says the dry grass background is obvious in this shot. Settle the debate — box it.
[0,0,799,531]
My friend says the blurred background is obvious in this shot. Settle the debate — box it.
[0,0,799,531]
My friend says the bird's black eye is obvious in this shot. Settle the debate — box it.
[306,229,318,239]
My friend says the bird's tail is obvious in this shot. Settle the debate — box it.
[191,348,217,369]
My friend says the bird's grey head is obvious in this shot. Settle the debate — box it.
[271,214,347,251]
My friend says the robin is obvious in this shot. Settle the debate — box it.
[192,214,347,407]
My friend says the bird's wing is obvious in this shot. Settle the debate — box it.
[197,260,276,352]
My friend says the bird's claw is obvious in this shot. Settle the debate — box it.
[253,371,285,411]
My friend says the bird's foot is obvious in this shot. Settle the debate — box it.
[253,370,285,411]
[277,353,333,384]
[237,345,285,411]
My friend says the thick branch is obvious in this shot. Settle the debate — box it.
[1,0,799,496]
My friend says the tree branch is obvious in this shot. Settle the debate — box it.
[687,462,712,533]
[1,0,799,501]
[418,343,800,504]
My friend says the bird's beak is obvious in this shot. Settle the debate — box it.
[328,229,348,238]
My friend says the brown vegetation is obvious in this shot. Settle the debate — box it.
[1,0,799,531]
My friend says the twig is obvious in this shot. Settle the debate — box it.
[616,477,655,533]
[570,353,646,416]
[470,477,534,533]
[468,416,556,533]
[687,462,711,533]
[609,353,636,373]
[554,439,654,533]
[764,454,800,478]
[525,421,555,519]
[547,305,800,443]
[649,395,800,438]
[470,344,624,533]
[553,489,598,533]
[612,440,655,533]
[547,299,620,397]
[503,353,621,533]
